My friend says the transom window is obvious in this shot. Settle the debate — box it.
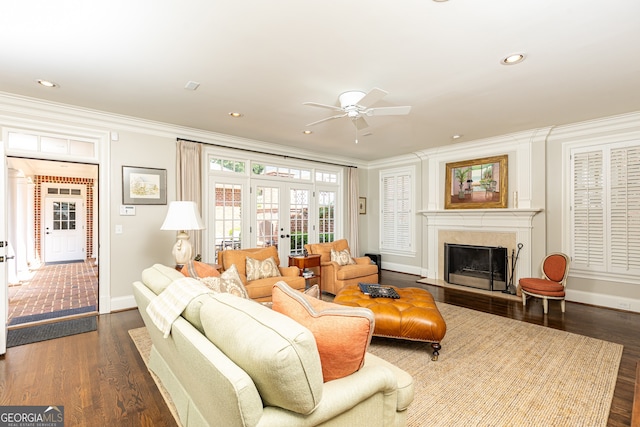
[252,163,311,180]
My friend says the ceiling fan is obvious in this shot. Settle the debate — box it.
[303,87,411,130]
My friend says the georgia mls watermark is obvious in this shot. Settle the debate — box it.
[0,406,64,427]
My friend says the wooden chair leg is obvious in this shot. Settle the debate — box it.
[522,293,527,306]
[543,298,549,314]
[561,299,566,313]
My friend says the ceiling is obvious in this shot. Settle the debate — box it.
[2,1,640,162]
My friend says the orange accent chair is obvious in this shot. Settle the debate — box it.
[304,239,379,295]
[519,253,570,314]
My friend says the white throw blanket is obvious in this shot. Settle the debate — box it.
[146,277,212,338]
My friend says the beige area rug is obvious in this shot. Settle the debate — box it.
[416,277,522,302]
[130,302,623,427]
[129,327,183,427]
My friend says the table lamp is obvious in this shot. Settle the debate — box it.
[160,201,205,266]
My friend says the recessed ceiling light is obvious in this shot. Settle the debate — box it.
[433,0,448,2]
[228,112,243,118]
[36,79,59,88]
[501,53,526,65]
[302,130,312,135]
[452,134,463,140]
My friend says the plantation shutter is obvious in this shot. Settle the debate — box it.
[381,175,397,248]
[572,150,605,269]
[380,170,412,251]
[609,146,640,272]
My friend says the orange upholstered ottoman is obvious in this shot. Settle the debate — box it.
[334,285,447,361]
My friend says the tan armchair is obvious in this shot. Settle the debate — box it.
[218,246,305,302]
[304,239,379,295]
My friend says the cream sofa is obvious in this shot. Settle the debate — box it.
[133,264,414,427]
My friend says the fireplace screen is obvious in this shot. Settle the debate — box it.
[444,243,507,291]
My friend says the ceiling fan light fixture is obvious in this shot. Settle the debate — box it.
[501,53,526,65]
[339,91,366,109]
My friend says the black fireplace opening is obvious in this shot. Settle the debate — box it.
[444,243,507,291]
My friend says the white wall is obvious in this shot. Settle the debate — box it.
[1,93,638,313]
[0,93,366,312]
[363,114,640,313]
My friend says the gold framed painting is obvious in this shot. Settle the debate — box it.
[444,155,508,209]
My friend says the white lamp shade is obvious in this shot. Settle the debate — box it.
[161,201,205,231]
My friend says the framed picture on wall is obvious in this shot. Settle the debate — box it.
[122,166,167,205]
[444,155,508,209]
[359,197,367,214]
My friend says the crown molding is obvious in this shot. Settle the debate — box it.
[0,91,368,168]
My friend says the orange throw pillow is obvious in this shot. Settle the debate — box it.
[181,261,220,278]
[272,282,375,382]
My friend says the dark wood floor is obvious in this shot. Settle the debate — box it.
[0,269,638,426]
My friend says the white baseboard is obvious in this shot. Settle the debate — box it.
[385,263,640,314]
[566,289,640,313]
[110,295,137,312]
[381,262,423,276]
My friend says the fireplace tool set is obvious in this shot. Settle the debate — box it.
[503,243,523,295]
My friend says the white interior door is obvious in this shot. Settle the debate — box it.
[1,142,7,355]
[44,197,85,263]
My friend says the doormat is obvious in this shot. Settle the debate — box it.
[7,316,97,348]
[9,305,97,326]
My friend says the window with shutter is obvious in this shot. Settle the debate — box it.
[570,141,640,279]
[380,167,415,254]
[572,150,605,269]
[609,146,640,272]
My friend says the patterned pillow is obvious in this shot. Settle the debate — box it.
[199,264,249,299]
[246,256,282,281]
[331,248,356,266]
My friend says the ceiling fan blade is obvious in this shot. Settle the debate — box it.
[357,87,388,108]
[352,116,369,130]
[366,106,412,116]
[303,101,343,112]
[306,113,347,127]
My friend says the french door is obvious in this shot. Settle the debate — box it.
[207,172,338,267]
[252,181,314,263]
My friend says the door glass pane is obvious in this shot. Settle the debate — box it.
[52,200,77,232]
[213,183,243,261]
[256,186,279,249]
[289,188,310,255]
[318,190,336,243]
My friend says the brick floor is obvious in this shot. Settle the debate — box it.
[8,259,98,322]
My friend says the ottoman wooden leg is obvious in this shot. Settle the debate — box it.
[431,343,441,361]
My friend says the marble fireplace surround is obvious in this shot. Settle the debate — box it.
[419,209,542,285]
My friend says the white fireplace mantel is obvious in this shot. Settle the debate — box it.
[418,208,543,284]
[418,208,542,227]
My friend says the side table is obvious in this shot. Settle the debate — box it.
[288,254,322,293]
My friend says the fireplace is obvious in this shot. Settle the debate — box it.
[444,243,507,291]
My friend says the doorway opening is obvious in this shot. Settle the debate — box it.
[6,157,98,327]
